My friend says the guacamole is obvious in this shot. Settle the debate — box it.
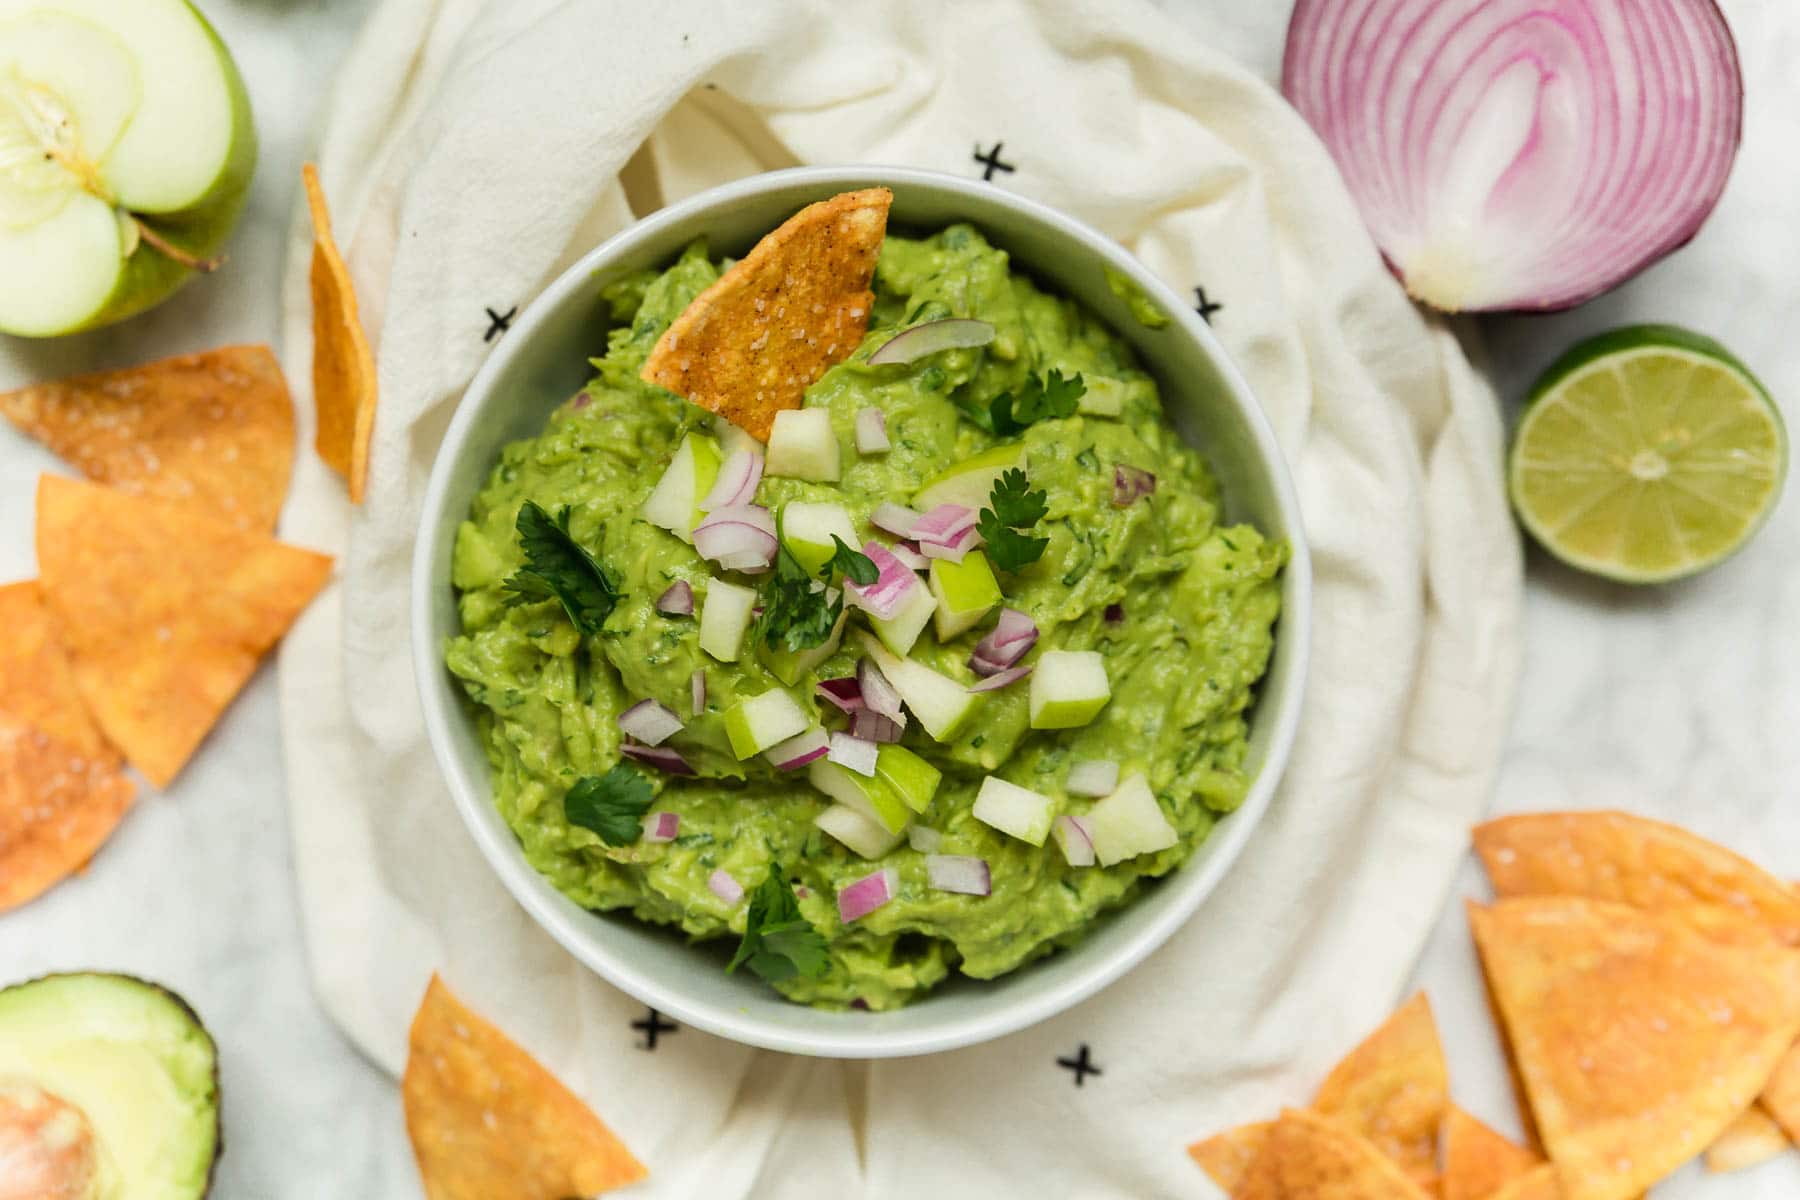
[446,223,1283,1009]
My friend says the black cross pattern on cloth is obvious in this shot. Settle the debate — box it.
[483,305,517,343]
[631,1007,677,1050]
[1193,287,1223,325]
[1056,1043,1102,1086]
[973,141,1016,182]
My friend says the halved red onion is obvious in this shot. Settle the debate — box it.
[816,677,863,713]
[855,408,891,454]
[654,580,695,616]
[1112,465,1156,508]
[870,503,922,539]
[1282,0,1743,313]
[1067,759,1119,798]
[888,542,929,571]
[709,868,744,905]
[618,699,683,746]
[925,854,991,896]
[765,727,830,771]
[867,318,995,365]
[907,825,943,853]
[693,504,777,571]
[837,866,899,923]
[851,710,904,744]
[969,608,1038,676]
[856,658,903,721]
[690,669,706,716]
[828,732,879,777]
[700,447,764,511]
[1054,815,1096,868]
[843,543,922,620]
[968,664,1031,693]
[641,811,680,843]
[621,742,696,776]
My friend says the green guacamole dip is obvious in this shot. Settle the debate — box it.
[446,223,1283,1009]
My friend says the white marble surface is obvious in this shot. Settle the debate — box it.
[2,1,1798,1195]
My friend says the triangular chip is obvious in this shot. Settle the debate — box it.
[1475,811,1800,946]
[641,187,891,440]
[1704,1104,1789,1173]
[1759,1038,1800,1146]
[34,475,332,788]
[1311,992,1446,1190]
[1187,1120,1270,1192]
[1235,1109,1431,1199]
[403,975,646,1200]
[1469,897,1800,1200]
[303,163,377,503]
[0,715,135,912]
[0,346,295,531]
[0,581,114,765]
[1441,1105,1542,1200]
[1485,1164,1563,1200]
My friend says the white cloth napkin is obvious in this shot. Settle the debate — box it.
[275,1,1522,1194]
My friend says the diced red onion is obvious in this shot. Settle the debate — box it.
[968,664,1031,693]
[843,543,922,620]
[765,727,830,770]
[855,408,891,454]
[640,811,680,843]
[907,826,943,853]
[913,504,978,544]
[828,732,880,777]
[867,318,995,365]
[925,854,991,896]
[700,447,764,511]
[918,524,981,564]
[618,699,683,746]
[1054,815,1096,868]
[620,742,696,776]
[709,868,745,905]
[690,669,706,716]
[1112,465,1156,507]
[969,608,1038,676]
[837,866,899,922]
[654,580,694,616]
[795,885,810,899]
[571,393,591,410]
[1282,0,1743,313]
[870,503,922,538]
[816,677,863,713]
[1067,760,1120,798]
[851,710,904,744]
[1103,603,1125,626]
[857,658,903,721]
[693,504,777,571]
[889,542,929,571]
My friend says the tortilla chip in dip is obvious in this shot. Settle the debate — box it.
[1469,896,1800,1200]
[34,475,332,788]
[1311,992,1446,1189]
[1703,1104,1789,1172]
[403,975,645,1200]
[641,187,891,440]
[1236,1109,1430,1199]
[0,581,114,766]
[1440,1104,1542,1200]
[1186,1120,1270,1192]
[0,346,295,532]
[303,163,378,503]
[0,715,135,912]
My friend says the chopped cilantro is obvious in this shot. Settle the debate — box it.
[988,369,1085,437]
[728,864,831,984]
[503,501,620,634]
[977,468,1050,573]
[755,544,841,653]
[564,764,654,846]
[827,536,879,586]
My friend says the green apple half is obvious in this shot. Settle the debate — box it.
[0,0,256,337]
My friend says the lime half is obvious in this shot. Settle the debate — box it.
[1509,325,1786,584]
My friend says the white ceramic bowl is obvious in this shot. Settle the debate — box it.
[412,166,1311,1057]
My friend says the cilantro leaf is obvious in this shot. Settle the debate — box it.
[987,369,1086,437]
[977,468,1051,572]
[754,544,842,653]
[728,865,831,984]
[503,501,620,634]
[827,536,879,586]
[564,764,654,846]
[982,524,1050,572]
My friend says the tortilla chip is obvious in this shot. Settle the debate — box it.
[34,475,332,788]
[1311,992,1446,1190]
[1760,1039,1800,1145]
[1485,1164,1563,1200]
[1440,1105,1542,1200]
[1235,1109,1431,1199]
[641,187,891,440]
[1474,810,1800,946]
[303,163,377,503]
[0,346,295,532]
[0,715,135,912]
[1704,1104,1789,1172]
[1468,896,1800,1200]
[403,975,646,1200]
[1186,1120,1270,1192]
[0,581,114,766]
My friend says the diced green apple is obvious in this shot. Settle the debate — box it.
[765,408,840,481]
[1086,774,1178,866]
[1028,649,1111,729]
[698,577,756,662]
[781,501,859,574]
[712,416,760,459]
[1077,377,1126,417]
[642,432,722,543]
[929,551,1002,640]
[874,744,942,814]
[808,760,910,834]
[913,443,1028,511]
[971,776,1055,846]
[722,688,810,759]
[759,607,846,686]
[868,583,937,657]
[856,633,983,741]
[814,803,902,860]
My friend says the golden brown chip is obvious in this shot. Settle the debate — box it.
[1484,1164,1564,1200]
[1468,896,1800,1200]
[1474,810,1800,946]
[1186,1120,1270,1192]
[1235,1109,1431,1199]
[1704,1104,1789,1172]
[641,187,891,440]
[1311,992,1446,1190]
[303,163,377,504]
[34,475,332,789]
[1760,1039,1800,1146]
[0,715,135,912]
[403,975,646,1200]
[0,346,295,532]
[1440,1105,1542,1200]
[0,581,114,766]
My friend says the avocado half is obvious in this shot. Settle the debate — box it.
[0,973,221,1199]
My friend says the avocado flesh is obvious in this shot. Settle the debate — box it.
[0,974,220,1199]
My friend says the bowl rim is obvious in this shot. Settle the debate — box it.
[411,164,1312,1057]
